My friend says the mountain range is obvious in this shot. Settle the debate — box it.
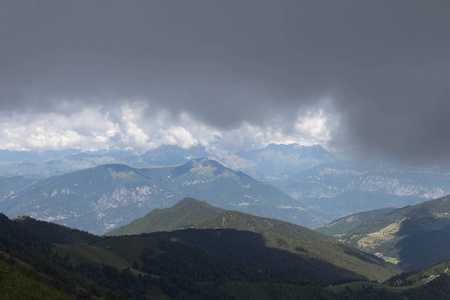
[2,143,450,226]
[0,159,315,234]
[269,160,450,222]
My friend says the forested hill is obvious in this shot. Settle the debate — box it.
[107,197,328,242]
[106,197,225,235]
[1,212,450,299]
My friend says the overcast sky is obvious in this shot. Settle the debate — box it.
[1,1,450,163]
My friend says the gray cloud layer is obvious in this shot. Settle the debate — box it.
[1,1,450,162]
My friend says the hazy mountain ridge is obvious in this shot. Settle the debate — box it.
[1,159,315,234]
[274,161,450,221]
[3,143,450,226]
[0,143,336,179]
[0,175,34,201]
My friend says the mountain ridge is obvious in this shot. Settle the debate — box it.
[107,197,328,243]
[1,159,315,234]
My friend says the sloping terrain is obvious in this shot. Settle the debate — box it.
[316,207,399,237]
[107,197,226,235]
[319,195,450,271]
[0,175,34,201]
[3,212,450,299]
[147,228,399,284]
[108,197,329,243]
[108,198,399,283]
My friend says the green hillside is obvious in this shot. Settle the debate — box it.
[330,260,450,299]
[147,228,399,284]
[108,198,403,282]
[317,207,399,237]
[2,212,450,299]
[108,197,330,243]
[386,259,450,287]
[107,197,225,236]
[320,195,450,271]
[0,257,69,300]
[13,215,100,245]
[194,210,330,242]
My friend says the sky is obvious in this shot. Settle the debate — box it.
[1,1,450,164]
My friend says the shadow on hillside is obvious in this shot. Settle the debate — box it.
[397,224,450,272]
[146,228,367,285]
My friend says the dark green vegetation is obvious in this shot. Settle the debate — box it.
[13,215,100,245]
[386,259,450,287]
[2,208,450,299]
[0,257,68,300]
[0,212,355,299]
[1,159,317,234]
[319,195,450,271]
[146,228,398,284]
[110,198,400,283]
[329,260,450,300]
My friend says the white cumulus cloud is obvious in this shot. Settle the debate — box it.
[0,100,335,153]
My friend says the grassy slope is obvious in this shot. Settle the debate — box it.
[107,197,400,283]
[327,281,406,294]
[218,281,333,300]
[329,260,450,297]
[0,257,69,300]
[386,259,450,286]
[106,197,225,236]
[316,207,398,237]
[194,210,330,242]
[108,197,330,243]
[320,195,450,271]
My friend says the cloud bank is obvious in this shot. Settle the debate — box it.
[1,1,450,162]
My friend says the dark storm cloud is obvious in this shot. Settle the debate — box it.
[1,1,450,161]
